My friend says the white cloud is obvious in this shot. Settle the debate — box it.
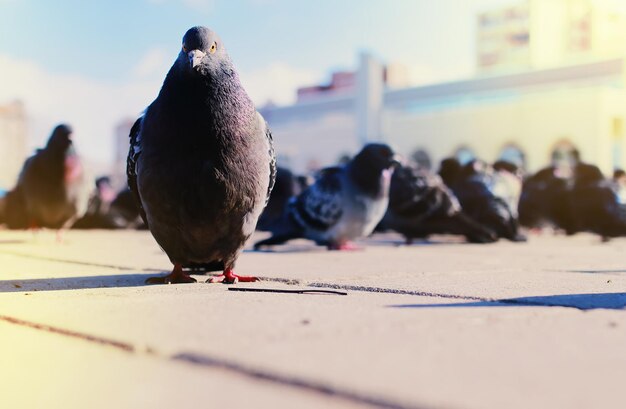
[0,54,163,168]
[239,62,321,106]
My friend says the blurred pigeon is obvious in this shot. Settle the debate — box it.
[567,163,626,238]
[254,143,399,250]
[1,187,28,229]
[518,166,573,232]
[72,177,126,229]
[492,160,523,218]
[379,162,497,243]
[12,124,87,230]
[613,169,626,204]
[128,26,276,284]
[0,190,6,225]
[440,158,525,242]
[256,166,304,232]
[108,188,147,229]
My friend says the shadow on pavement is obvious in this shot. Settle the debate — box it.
[0,274,159,293]
[388,292,626,311]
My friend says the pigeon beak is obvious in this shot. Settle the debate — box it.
[188,50,206,69]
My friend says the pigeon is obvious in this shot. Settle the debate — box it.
[128,26,276,284]
[567,163,626,238]
[72,177,126,229]
[518,166,573,232]
[108,188,147,229]
[254,143,399,250]
[256,166,304,232]
[491,160,523,218]
[0,190,6,225]
[613,169,626,204]
[440,158,525,242]
[11,124,87,230]
[1,187,28,229]
[379,161,497,243]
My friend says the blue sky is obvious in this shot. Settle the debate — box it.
[0,0,512,165]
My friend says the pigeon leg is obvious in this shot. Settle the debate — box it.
[206,269,258,284]
[146,264,197,284]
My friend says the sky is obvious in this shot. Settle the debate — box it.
[0,0,515,166]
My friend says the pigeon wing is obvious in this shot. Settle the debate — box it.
[126,117,148,227]
[262,118,277,207]
[292,168,343,231]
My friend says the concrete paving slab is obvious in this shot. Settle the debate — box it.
[1,284,625,409]
[0,320,374,409]
[1,229,625,409]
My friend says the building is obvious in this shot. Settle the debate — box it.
[0,100,28,189]
[477,0,626,75]
[111,118,135,190]
[261,0,626,175]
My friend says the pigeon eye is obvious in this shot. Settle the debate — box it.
[209,42,217,54]
[182,45,188,53]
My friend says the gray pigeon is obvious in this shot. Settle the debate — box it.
[128,26,276,284]
[12,124,87,230]
[254,143,398,250]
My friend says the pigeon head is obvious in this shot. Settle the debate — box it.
[179,26,227,75]
[46,124,74,154]
[352,143,400,172]
[348,143,399,197]
[438,158,462,186]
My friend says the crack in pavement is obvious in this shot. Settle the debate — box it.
[0,314,434,409]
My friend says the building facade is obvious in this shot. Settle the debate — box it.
[0,100,28,189]
[261,0,626,175]
[111,117,135,190]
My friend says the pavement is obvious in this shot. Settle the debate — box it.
[0,229,625,409]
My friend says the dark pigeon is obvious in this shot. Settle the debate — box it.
[254,143,398,250]
[11,124,87,230]
[1,187,28,229]
[108,188,147,230]
[128,26,276,284]
[256,166,305,232]
[379,161,497,243]
[440,158,525,242]
[567,163,626,238]
[72,177,127,229]
[518,166,573,232]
